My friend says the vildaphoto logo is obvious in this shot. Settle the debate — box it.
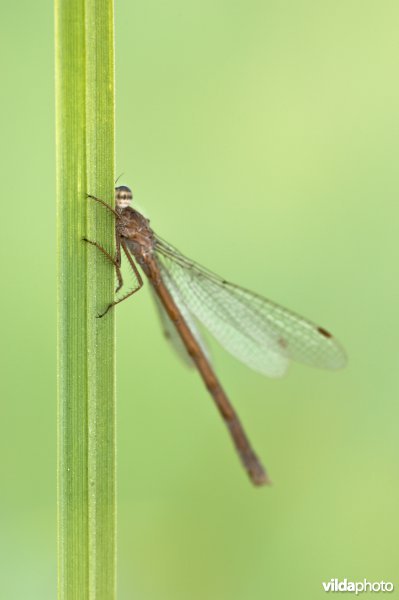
[322,579,394,594]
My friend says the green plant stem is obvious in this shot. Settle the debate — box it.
[56,0,116,597]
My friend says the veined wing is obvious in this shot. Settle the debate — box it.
[154,236,347,378]
[149,267,212,367]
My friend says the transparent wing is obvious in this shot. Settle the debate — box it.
[149,270,212,368]
[154,236,347,378]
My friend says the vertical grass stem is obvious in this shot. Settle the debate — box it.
[56,0,116,597]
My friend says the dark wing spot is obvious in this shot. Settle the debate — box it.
[317,326,332,339]
[278,337,288,350]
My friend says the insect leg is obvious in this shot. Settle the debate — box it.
[87,193,120,218]
[96,241,144,318]
[82,237,124,292]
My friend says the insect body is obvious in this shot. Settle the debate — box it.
[84,186,346,486]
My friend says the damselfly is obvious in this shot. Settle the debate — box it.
[84,186,346,486]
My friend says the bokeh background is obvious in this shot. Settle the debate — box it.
[1,1,398,598]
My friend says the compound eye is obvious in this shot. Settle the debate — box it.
[115,186,133,205]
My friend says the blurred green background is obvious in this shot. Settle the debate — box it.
[1,1,398,598]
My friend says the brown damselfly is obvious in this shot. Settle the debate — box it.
[84,186,346,486]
